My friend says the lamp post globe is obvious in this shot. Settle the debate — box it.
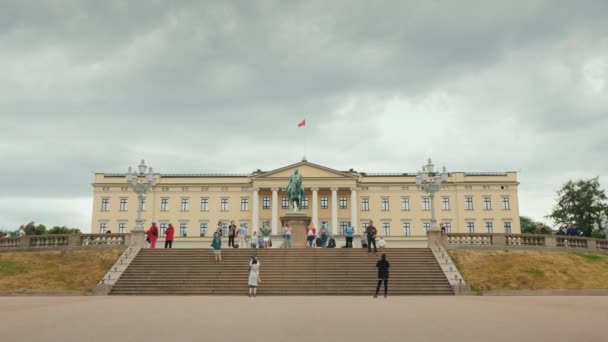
[416,158,449,232]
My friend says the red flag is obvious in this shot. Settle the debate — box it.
[298,119,306,127]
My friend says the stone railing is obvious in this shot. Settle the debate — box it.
[439,232,608,253]
[0,234,130,251]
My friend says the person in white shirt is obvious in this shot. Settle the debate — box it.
[237,225,248,248]
[378,237,386,248]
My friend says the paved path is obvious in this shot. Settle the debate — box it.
[0,296,606,342]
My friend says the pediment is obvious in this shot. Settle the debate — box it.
[254,161,358,179]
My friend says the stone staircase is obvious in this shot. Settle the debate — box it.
[110,248,454,295]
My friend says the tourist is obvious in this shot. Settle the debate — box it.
[164,223,175,248]
[248,256,260,297]
[366,221,378,255]
[261,221,271,248]
[327,236,336,248]
[361,235,368,249]
[378,237,386,248]
[284,224,293,248]
[237,224,248,248]
[258,234,265,249]
[345,221,354,248]
[147,222,159,249]
[567,226,577,236]
[211,232,222,263]
[105,230,112,234]
[19,226,26,237]
[319,222,330,247]
[374,254,390,298]
[306,224,316,248]
[250,231,258,248]
[228,220,237,247]
[215,221,224,237]
[556,226,567,235]
[440,223,446,233]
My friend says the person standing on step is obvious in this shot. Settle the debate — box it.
[345,221,355,248]
[374,254,390,298]
[306,224,316,248]
[164,223,175,248]
[250,231,258,249]
[215,221,224,237]
[147,222,159,249]
[211,232,222,263]
[228,220,237,248]
[248,256,260,297]
[284,223,293,249]
[319,222,330,248]
[366,221,378,255]
[261,221,271,248]
[237,224,248,249]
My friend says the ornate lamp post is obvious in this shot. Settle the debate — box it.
[126,160,158,233]
[416,158,448,231]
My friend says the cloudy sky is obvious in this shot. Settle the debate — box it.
[1,1,607,232]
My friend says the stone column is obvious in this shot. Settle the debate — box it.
[311,187,319,228]
[252,187,260,232]
[331,187,338,236]
[350,187,358,234]
[271,187,279,235]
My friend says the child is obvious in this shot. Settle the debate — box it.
[250,231,258,249]
[378,237,386,248]
[211,232,222,263]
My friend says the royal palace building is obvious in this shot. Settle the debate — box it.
[91,160,521,238]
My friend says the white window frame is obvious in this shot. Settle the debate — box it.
[402,222,411,236]
[361,198,370,211]
[465,197,474,210]
[262,196,270,209]
[502,197,510,210]
[382,222,391,236]
[180,198,189,212]
[504,221,512,234]
[241,198,249,211]
[381,197,390,211]
[161,198,169,212]
[441,197,450,210]
[99,222,108,233]
[485,221,493,233]
[200,223,208,237]
[101,198,109,211]
[422,197,430,211]
[339,196,347,209]
[220,198,229,212]
[401,197,410,211]
[320,196,328,209]
[119,197,128,211]
[118,222,127,234]
[467,221,475,233]
[179,223,188,237]
[483,197,492,210]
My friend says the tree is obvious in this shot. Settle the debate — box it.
[520,216,539,234]
[47,226,81,235]
[548,177,608,237]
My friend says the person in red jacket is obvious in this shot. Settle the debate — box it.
[164,223,175,249]
[147,222,159,249]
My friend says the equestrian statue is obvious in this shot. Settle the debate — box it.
[285,169,304,211]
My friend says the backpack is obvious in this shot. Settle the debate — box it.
[152,227,158,236]
[321,227,327,235]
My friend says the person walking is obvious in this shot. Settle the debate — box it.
[237,224,248,248]
[147,222,159,249]
[306,224,316,248]
[284,224,293,249]
[366,221,378,255]
[211,232,222,263]
[374,254,390,298]
[319,222,330,247]
[345,221,355,248]
[250,231,258,249]
[228,220,237,247]
[261,221,271,248]
[248,256,261,297]
[164,223,175,248]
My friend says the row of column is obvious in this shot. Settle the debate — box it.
[252,187,358,235]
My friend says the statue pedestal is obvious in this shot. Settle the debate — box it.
[280,214,311,248]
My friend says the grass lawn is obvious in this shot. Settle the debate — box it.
[0,249,123,293]
[449,249,608,291]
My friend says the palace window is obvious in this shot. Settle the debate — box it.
[220,198,229,211]
[361,198,370,211]
[99,223,108,234]
[382,222,391,236]
[139,197,147,211]
[119,198,128,211]
[262,196,270,209]
[485,221,493,233]
[241,198,249,211]
[200,223,208,237]
[118,223,126,234]
[161,198,169,212]
[423,222,431,234]
[362,222,370,232]
[483,197,492,210]
[502,197,510,210]
[282,196,289,209]
[504,221,512,234]
[340,221,348,235]
[101,198,109,211]
[442,222,452,233]
[339,196,347,209]
[467,221,475,233]
[160,223,168,237]
[180,198,189,211]
[381,197,390,211]
[465,197,474,210]
[402,222,411,236]
[401,197,410,211]
[301,196,309,209]
[200,198,209,211]
[320,196,328,209]
[422,197,430,211]
[441,197,450,210]
[180,223,188,237]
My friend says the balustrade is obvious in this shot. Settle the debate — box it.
[506,234,545,247]
[0,233,128,250]
[0,237,20,248]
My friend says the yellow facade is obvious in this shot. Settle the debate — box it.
[91,161,521,237]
